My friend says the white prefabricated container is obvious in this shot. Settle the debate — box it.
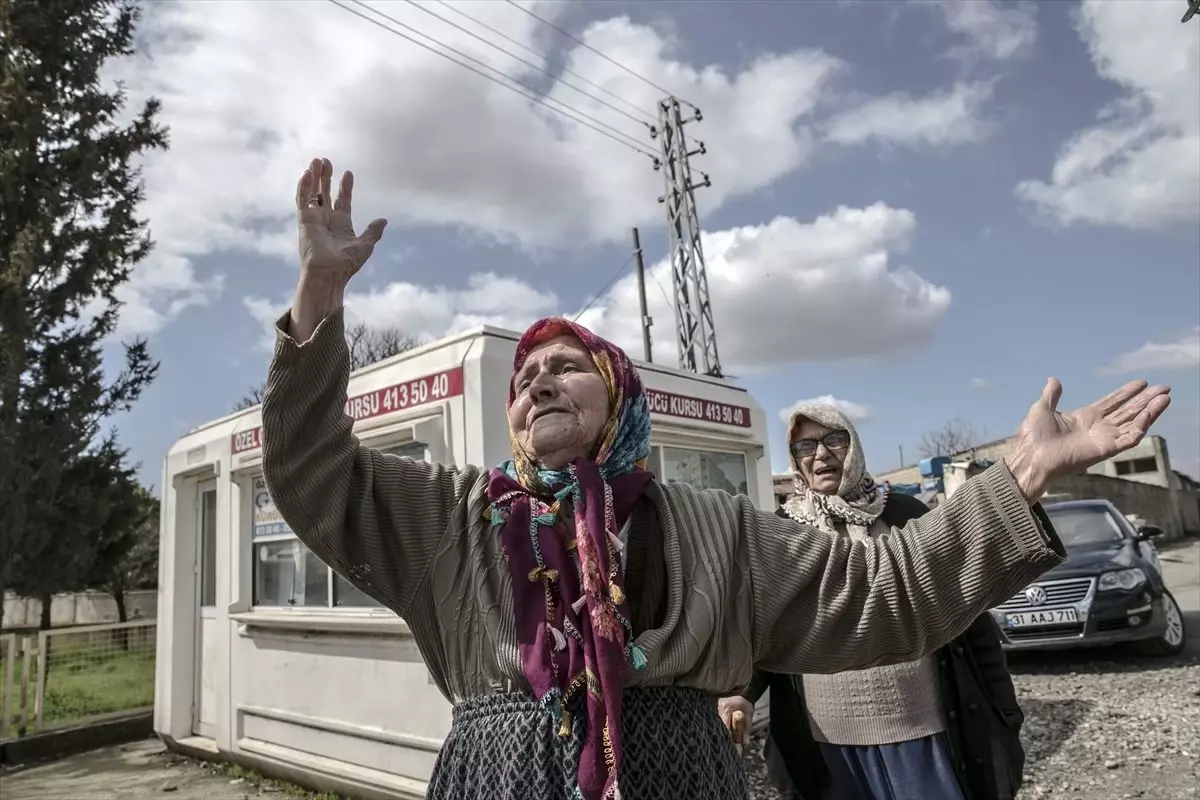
[154,324,774,799]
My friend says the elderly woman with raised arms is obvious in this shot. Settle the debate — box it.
[262,158,1170,800]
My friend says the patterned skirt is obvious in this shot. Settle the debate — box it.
[426,686,749,800]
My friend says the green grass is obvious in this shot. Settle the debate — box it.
[1,643,155,736]
[222,763,342,800]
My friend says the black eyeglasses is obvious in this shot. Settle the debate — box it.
[789,430,851,458]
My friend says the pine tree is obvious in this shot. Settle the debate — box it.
[0,0,167,617]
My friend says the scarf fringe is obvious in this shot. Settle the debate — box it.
[626,644,647,672]
[549,624,567,651]
[606,529,625,555]
[540,689,565,735]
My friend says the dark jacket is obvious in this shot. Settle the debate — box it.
[744,492,1025,800]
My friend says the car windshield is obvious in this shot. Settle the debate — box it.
[1045,506,1125,547]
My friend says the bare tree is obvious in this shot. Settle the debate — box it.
[918,417,983,459]
[345,322,420,370]
[233,324,420,410]
[232,383,267,412]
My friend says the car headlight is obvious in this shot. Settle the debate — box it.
[1098,568,1146,592]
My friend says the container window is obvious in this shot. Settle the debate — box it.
[200,489,218,607]
[249,439,428,610]
[659,446,749,496]
[253,539,330,607]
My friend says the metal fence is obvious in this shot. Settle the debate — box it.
[0,620,156,740]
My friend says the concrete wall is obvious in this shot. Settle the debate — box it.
[1086,437,1172,488]
[869,433,1198,541]
[1046,472,1198,539]
[877,436,1183,491]
[2,590,157,630]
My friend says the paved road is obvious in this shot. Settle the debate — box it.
[0,739,307,800]
[1160,539,1200,656]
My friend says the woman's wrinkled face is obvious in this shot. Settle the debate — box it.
[790,418,851,495]
[508,335,611,470]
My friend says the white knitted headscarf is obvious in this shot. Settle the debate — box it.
[781,403,886,537]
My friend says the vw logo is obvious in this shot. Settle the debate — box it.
[1024,585,1048,606]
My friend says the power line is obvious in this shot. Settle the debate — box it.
[326,0,660,161]
[573,252,636,322]
[422,0,657,127]
[502,0,695,109]
[343,0,653,155]
[648,270,672,310]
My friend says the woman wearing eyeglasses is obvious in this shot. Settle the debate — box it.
[719,403,1025,800]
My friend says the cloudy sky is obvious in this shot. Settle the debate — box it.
[106,0,1200,486]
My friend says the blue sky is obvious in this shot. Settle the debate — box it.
[106,0,1200,489]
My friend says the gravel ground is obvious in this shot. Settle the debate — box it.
[744,541,1200,800]
[1012,651,1200,800]
[743,654,1200,800]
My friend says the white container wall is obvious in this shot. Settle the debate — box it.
[155,325,774,799]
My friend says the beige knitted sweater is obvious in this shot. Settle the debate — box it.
[803,517,946,746]
[261,310,1064,702]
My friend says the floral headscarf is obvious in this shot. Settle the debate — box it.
[781,402,886,537]
[486,317,653,800]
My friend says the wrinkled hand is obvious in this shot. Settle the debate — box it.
[1006,378,1171,502]
[296,157,387,283]
[717,695,753,753]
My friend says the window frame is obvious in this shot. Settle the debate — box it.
[252,535,333,609]
[199,483,219,608]
[651,441,753,498]
[248,427,433,615]
[1116,456,1158,476]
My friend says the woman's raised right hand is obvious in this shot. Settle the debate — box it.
[295,156,387,284]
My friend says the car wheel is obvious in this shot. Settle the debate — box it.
[1137,589,1187,656]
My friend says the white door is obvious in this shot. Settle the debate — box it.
[193,481,219,738]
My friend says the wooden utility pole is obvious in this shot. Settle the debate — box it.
[632,227,653,363]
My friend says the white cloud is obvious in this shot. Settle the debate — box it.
[243,272,560,352]
[1098,327,1200,376]
[932,0,1039,64]
[823,81,995,148]
[815,0,1035,153]
[109,0,848,335]
[248,204,952,374]
[576,203,951,372]
[971,377,990,389]
[1015,0,1200,230]
[780,396,872,424]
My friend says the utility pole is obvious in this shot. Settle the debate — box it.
[632,227,653,363]
[652,97,722,377]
